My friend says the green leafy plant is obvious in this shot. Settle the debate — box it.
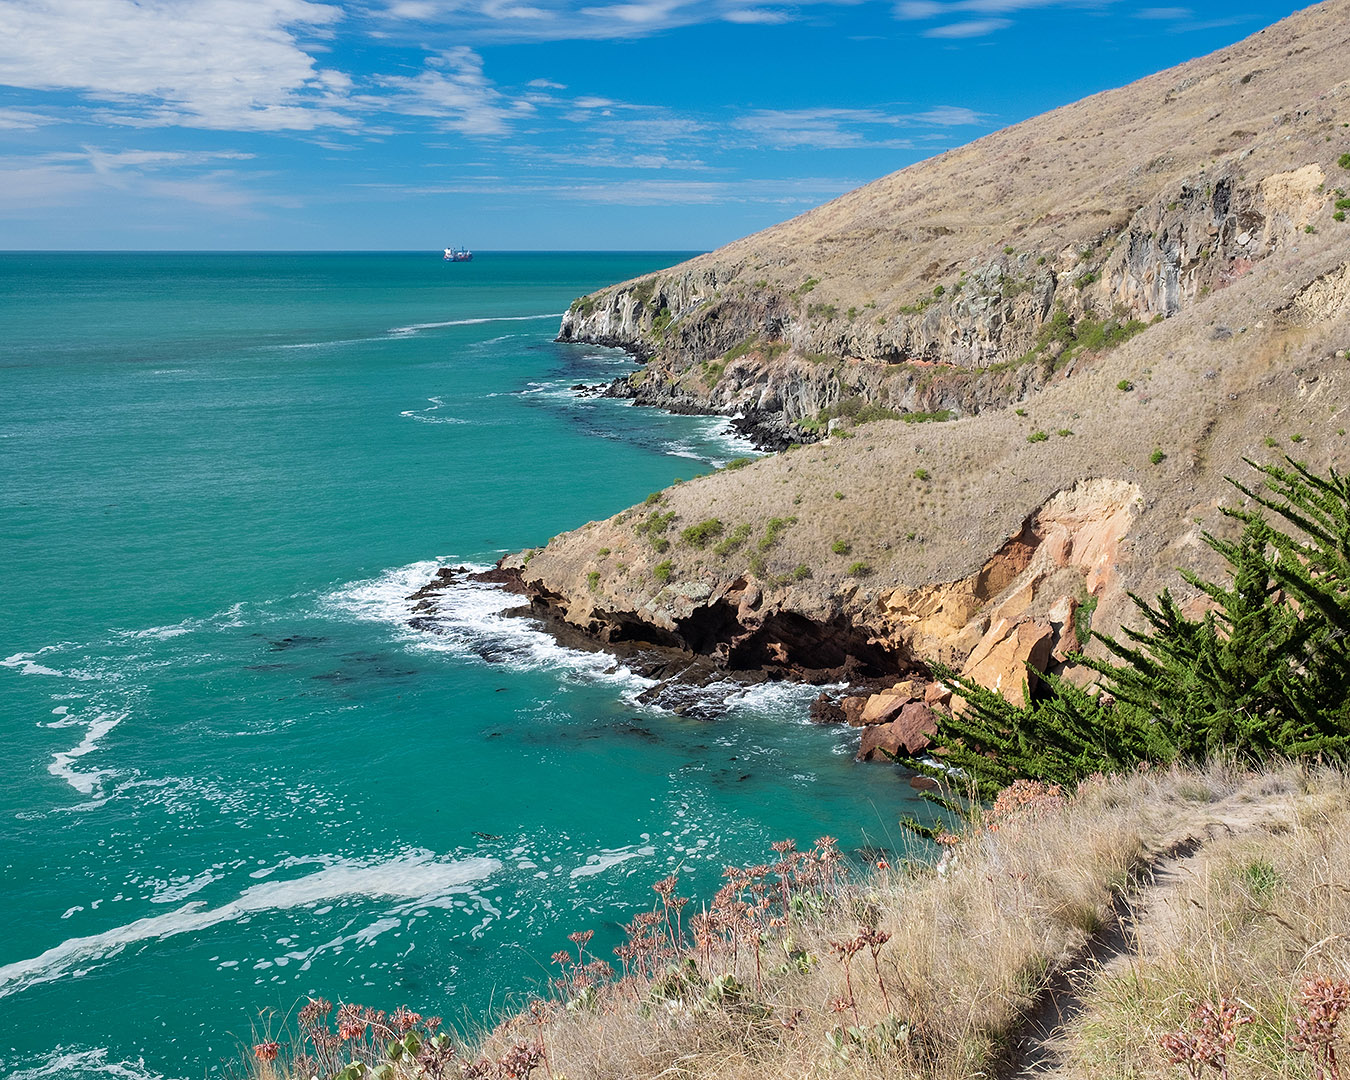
[831,539,851,556]
[1118,379,1134,391]
[847,561,871,577]
[1150,448,1166,464]
[713,523,754,557]
[680,518,725,548]
[652,560,673,584]
[1028,430,1049,443]
[913,468,931,481]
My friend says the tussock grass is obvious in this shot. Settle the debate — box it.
[241,765,1350,1080]
[1055,766,1350,1079]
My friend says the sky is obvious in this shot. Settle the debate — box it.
[0,0,1312,249]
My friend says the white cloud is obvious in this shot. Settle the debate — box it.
[923,15,1009,35]
[893,0,943,16]
[0,0,354,130]
[1136,5,1190,17]
[722,7,791,22]
[0,105,54,128]
[373,46,515,135]
[527,77,567,88]
[579,0,688,24]
[366,175,861,205]
[734,107,903,149]
[912,104,983,124]
[0,148,271,213]
[732,104,981,148]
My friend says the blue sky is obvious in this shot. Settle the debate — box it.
[0,0,1310,249]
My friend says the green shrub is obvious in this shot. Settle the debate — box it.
[933,284,945,298]
[644,492,664,506]
[680,518,724,548]
[894,457,1350,798]
[913,468,931,481]
[1004,246,1015,255]
[652,560,673,584]
[1336,211,1347,223]
[1117,379,1134,391]
[1150,448,1166,464]
[758,516,796,551]
[847,561,872,577]
[723,457,754,471]
[1339,152,1350,169]
[586,571,600,592]
[1057,429,1073,437]
[831,540,851,556]
[833,491,845,500]
[791,564,812,581]
[1015,408,1027,417]
[901,409,954,424]
[1028,430,1049,443]
[597,548,610,558]
[1073,594,1098,647]
[713,523,753,557]
[1290,433,1305,444]
[1264,437,1279,448]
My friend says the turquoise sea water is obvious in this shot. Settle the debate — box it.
[0,253,929,1079]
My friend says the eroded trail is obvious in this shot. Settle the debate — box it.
[1006,790,1308,1078]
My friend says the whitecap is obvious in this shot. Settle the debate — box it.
[0,853,500,1000]
[388,312,564,336]
[2,646,85,679]
[325,561,653,690]
[7,1046,180,1080]
[47,710,126,796]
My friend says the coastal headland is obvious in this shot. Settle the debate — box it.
[410,0,1350,742]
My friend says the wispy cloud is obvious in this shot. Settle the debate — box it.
[923,16,1009,35]
[722,6,791,21]
[0,147,274,214]
[372,47,517,134]
[0,0,354,131]
[732,103,983,149]
[895,0,1095,37]
[0,105,56,129]
[364,175,863,205]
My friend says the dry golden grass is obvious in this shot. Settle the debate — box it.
[1052,768,1350,1079]
[249,765,1350,1080]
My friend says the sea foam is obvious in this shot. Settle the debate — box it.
[0,853,500,1000]
[326,561,653,690]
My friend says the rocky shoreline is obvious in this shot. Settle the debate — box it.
[404,562,947,761]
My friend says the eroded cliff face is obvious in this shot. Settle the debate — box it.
[558,156,1341,445]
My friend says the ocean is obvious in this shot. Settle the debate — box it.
[0,252,930,1079]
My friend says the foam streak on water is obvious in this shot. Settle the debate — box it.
[0,854,501,1000]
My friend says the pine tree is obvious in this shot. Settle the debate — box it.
[896,458,1350,797]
